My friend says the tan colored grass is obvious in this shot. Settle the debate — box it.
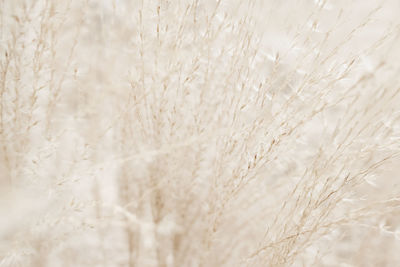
[1,0,400,266]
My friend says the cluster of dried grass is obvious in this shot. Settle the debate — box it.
[1,0,400,266]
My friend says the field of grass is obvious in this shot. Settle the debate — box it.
[1,0,400,266]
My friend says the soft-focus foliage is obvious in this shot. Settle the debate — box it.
[1,0,400,266]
